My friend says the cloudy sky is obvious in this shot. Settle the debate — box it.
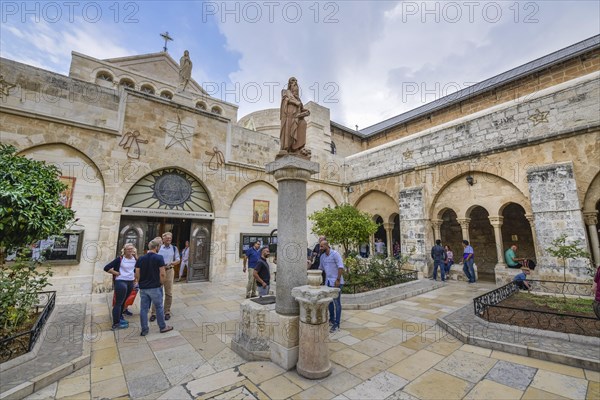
[1,1,598,129]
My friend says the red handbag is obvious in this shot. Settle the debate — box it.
[112,287,138,307]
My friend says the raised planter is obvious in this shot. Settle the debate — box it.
[0,291,56,363]
[473,281,598,336]
[342,270,418,294]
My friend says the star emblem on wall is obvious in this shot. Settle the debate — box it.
[0,75,16,98]
[528,109,549,126]
[160,115,196,153]
[403,150,413,160]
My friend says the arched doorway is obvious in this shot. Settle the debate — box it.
[440,209,462,257]
[468,206,495,282]
[119,168,214,282]
[501,203,535,263]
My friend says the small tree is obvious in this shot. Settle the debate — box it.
[0,144,74,261]
[546,234,592,283]
[309,204,379,258]
[0,144,74,333]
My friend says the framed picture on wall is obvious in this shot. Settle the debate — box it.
[252,200,269,225]
[59,176,76,208]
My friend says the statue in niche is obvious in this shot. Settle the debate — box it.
[278,77,311,159]
[178,50,193,91]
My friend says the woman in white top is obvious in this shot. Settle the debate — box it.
[104,244,137,330]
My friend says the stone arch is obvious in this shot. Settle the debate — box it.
[354,190,397,220]
[430,171,529,220]
[122,167,213,213]
[118,77,136,89]
[160,90,173,100]
[468,205,496,282]
[18,143,105,294]
[139,83,156,95]
[583,172,600,265]
[307,190,338,246]
[440,208,462,257]
[499,202,535,262]
[211,106,223,115]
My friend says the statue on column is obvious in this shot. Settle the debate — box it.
[178,50,193,92]
[279,77,311,159]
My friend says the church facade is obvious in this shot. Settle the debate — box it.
[0,35,598,296]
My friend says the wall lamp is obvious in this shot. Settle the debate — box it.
[466,175,476,186]
[345,186,354,193]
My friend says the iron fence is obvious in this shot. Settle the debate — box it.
[0,291,56,363]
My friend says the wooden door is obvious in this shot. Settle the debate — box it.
[117,219,147,256]
[188,222,211,281]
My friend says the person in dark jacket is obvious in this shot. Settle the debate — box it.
[431,240,447,281]
[104,243,137,330]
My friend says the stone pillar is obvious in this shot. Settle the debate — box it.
[527,163,590,280]
[399,188,427,272]
[383,222,393,258]
[266,156,319,315]
[525,214,539,260]
[431,219,443,242]
[292,280,339,379]
[584,212,600,267]
[488,216,506,267]
[457,218,471,242]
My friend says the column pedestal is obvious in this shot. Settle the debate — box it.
[292,281,339,380]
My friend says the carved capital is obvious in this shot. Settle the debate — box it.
[431,219,443,229]
[524,214,535,224]
[457,218,471,228]
[383,222,394,231]
[488,216,504,227]
[583,211,599,226]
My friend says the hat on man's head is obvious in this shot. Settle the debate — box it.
[521,266,531,272]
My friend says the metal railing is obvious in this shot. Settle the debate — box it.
[0,291,56,363]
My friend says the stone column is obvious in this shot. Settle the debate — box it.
[292,280,339,379]
[431,219,443,242]
[457,218,471,242]
[399,188,428,271]
[383,222,393,258]
[266,156,320,315]
[584,212,600,267]
[488,216,506,267]
[524,214,539,260]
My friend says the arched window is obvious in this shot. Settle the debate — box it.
[195,101,207,110]
[140,84,155,95]
[211,106,222,115]
[160,90,173,100]
[330,141,337,155]
[119,78,135,89]
[96,71,113,82]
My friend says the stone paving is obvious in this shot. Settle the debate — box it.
[22,280,600,400]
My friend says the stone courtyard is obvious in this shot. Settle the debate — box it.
[13,281,599,400]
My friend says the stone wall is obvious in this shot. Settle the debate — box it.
[348,73,600,182]
[365,48,600,148]
[527,162,590,280]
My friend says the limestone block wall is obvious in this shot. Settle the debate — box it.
[1,58,120,132]
[347,73,600,182]
[527,163,591,280]
[399,187,428,272]
[18,144,105,295]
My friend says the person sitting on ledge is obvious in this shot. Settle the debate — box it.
[505,244,524,268]
[513,266,532,291]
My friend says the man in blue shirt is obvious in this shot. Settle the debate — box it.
[135,238,173,336]
[462,240,476,284]
[243,241,261,298]
[319,240,344,333]
[513,266,531,290]
[150,232,179,321]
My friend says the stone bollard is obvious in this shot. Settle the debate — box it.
[291,273,339,379]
